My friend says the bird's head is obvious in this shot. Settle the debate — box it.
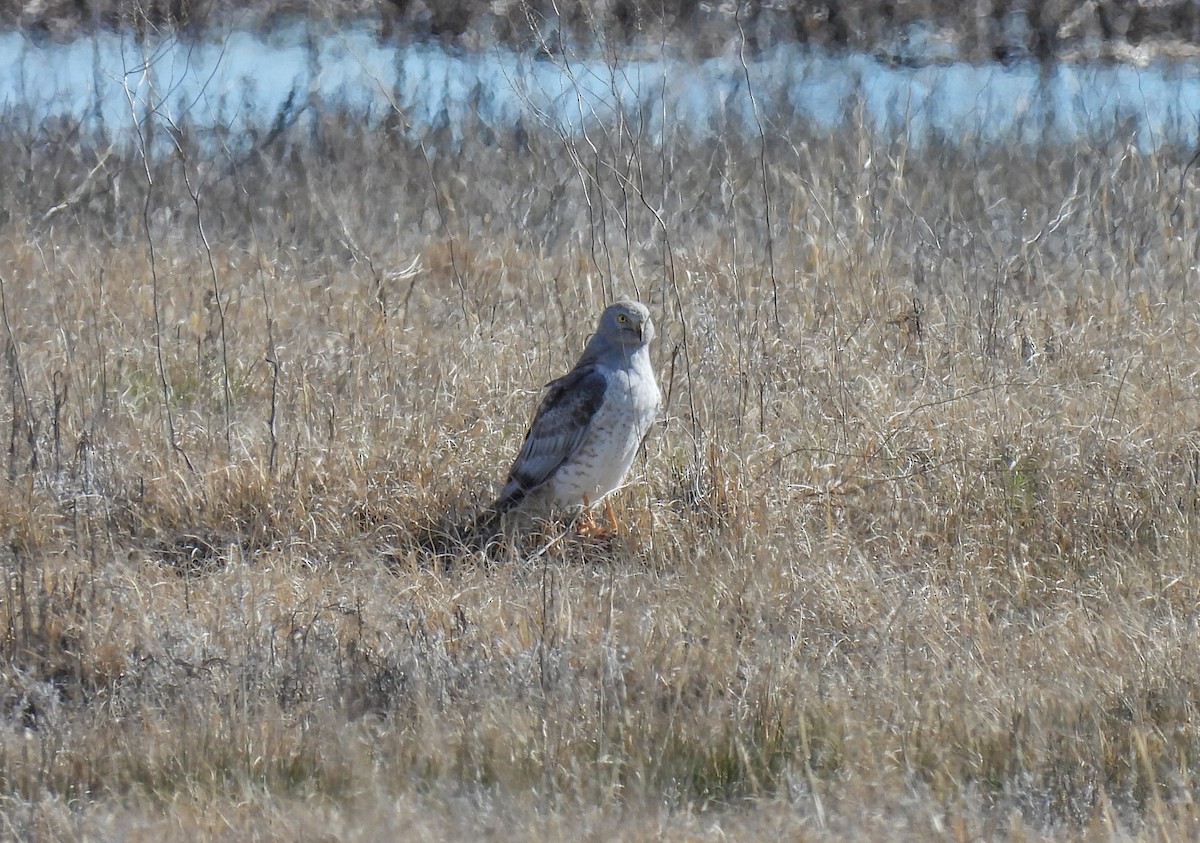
[599,299,655,348]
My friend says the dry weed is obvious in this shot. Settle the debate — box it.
[0,88,1198,842]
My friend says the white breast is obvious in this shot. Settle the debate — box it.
[547,353,660,508]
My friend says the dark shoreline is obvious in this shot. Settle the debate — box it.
[4,0,1200,64]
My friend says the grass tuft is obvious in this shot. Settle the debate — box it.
[1,64,1200,840]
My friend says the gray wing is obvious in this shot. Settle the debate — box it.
[493,365,609,512]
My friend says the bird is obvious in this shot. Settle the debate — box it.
[485,299,661,529]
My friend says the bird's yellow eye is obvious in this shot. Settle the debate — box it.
[617,314,628,323]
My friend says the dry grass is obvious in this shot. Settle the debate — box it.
[1,88,1200,842]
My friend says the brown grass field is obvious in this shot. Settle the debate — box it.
[1,69,1200,840]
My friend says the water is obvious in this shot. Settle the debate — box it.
[1,20,1199,153]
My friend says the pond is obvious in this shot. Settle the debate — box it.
[1,19,1198,153]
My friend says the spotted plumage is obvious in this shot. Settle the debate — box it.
[490,299,661,520]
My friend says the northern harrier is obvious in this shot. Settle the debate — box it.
[487,299,661,525]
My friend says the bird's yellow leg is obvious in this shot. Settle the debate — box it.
[575,493,605,536]
[604,499,618,534]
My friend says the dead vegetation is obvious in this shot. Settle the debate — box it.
[7,0,1200,63]
[1,47,1200,841]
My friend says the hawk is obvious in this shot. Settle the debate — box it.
[489,299,661,524]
